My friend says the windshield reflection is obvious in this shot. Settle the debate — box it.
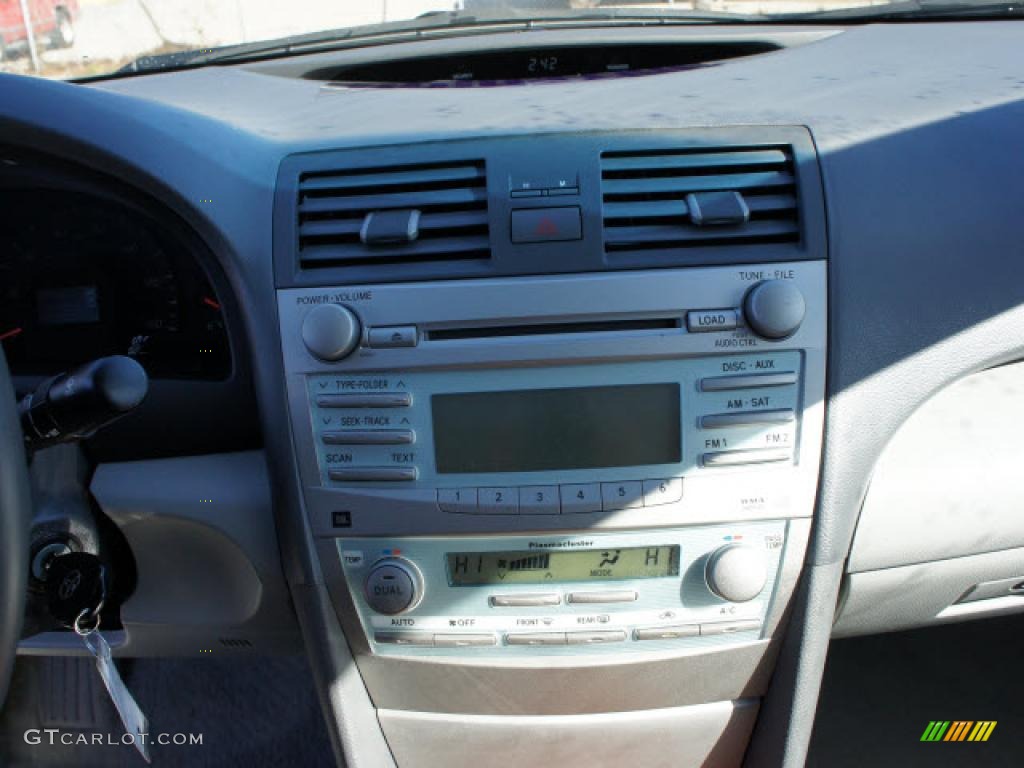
[0,0,888,80]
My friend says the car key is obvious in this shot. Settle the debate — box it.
[44,553,151,762]
[77,621,151,763]
[44,552,109,629]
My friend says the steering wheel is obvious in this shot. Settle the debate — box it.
[0,346,30,704]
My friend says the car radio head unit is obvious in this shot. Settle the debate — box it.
[279,261,825,540]
[279,259,824,663]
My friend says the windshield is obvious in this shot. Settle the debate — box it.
[0,0,1017,81]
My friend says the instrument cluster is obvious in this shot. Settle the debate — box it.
[0,188,230,380]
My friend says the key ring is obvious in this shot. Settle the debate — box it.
[73,607,101,636]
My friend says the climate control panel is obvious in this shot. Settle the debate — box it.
[338,521,788,656]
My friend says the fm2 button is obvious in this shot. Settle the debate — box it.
[364,559,422,615]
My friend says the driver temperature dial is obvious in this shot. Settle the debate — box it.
[364,558,423,615]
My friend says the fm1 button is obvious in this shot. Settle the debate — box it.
[364,559,422,615]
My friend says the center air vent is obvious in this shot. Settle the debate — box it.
[296,160,490,269]
[600,146,800,257]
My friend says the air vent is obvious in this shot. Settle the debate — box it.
[601,146,800,256]
[296,160,490,269]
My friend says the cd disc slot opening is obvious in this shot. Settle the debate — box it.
[426,317,682,342]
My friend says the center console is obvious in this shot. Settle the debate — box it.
[274,129,826,767]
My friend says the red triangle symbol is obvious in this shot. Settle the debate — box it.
[535,217,559,237]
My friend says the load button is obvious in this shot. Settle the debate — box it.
[687,309,738,333]
[511,207,582,244]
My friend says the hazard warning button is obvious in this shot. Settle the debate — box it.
[510,207,583,244]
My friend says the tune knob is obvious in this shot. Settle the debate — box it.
[301,304,361,361]
[743,280,806,340]
[705,544,768,603]
[364,558,423,615]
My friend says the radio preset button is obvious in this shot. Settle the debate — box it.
[566,630,627,645]
[434,634,497,648]
[634,625,700,641]
[567,590,637,605]
[701,449,790,468]
[490,593,561,607]
[438,488,478,514]
[478,487,519,515]
[519,485,560,515]
[600,481,643,511]
[506,632,567,646]
[374,631,434,646]
[699,372,798,392]
[642,478,683,506]
[700,409,795,429]
[367,326,418,349]
[329,467,418,482]
[559,484,602,514]
[687,309,738,333]
[322,430,415,445]
[317,393,412,408]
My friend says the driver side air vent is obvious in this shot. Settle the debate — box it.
[600,146,800,257]
[295,160,490,269]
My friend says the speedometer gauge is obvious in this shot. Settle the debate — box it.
[0,189,230,380]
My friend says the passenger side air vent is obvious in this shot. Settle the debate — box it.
[296,160,490,269]
[600,146,800,257]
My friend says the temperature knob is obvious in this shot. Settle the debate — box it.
[743,280,806,340]
[705,544,768,603]
[364,558,422,615]
[302,304,361,361]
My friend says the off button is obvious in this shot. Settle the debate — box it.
[364,560,421,615]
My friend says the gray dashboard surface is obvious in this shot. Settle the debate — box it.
[2,19,1024,768]
[66,19,1024,570]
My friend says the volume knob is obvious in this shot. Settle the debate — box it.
[705,544,768,603]
[743,280,806,340]
[302,304,361,361]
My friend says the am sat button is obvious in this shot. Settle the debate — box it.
[510,207,582,244]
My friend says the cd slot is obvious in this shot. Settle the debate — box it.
[426,317,680,342]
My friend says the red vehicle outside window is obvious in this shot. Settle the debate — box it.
[0,0,78,60]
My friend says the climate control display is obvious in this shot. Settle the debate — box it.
[446,545,680,586]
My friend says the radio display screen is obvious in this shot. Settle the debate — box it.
[431,384,681,473]
[447,545,680,586]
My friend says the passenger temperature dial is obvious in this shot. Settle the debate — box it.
[364,558,423,615]
[704,544,769,603]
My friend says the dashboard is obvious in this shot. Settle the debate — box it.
[3,17,1024,768]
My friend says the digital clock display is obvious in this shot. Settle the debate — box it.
[446,545,680,586]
